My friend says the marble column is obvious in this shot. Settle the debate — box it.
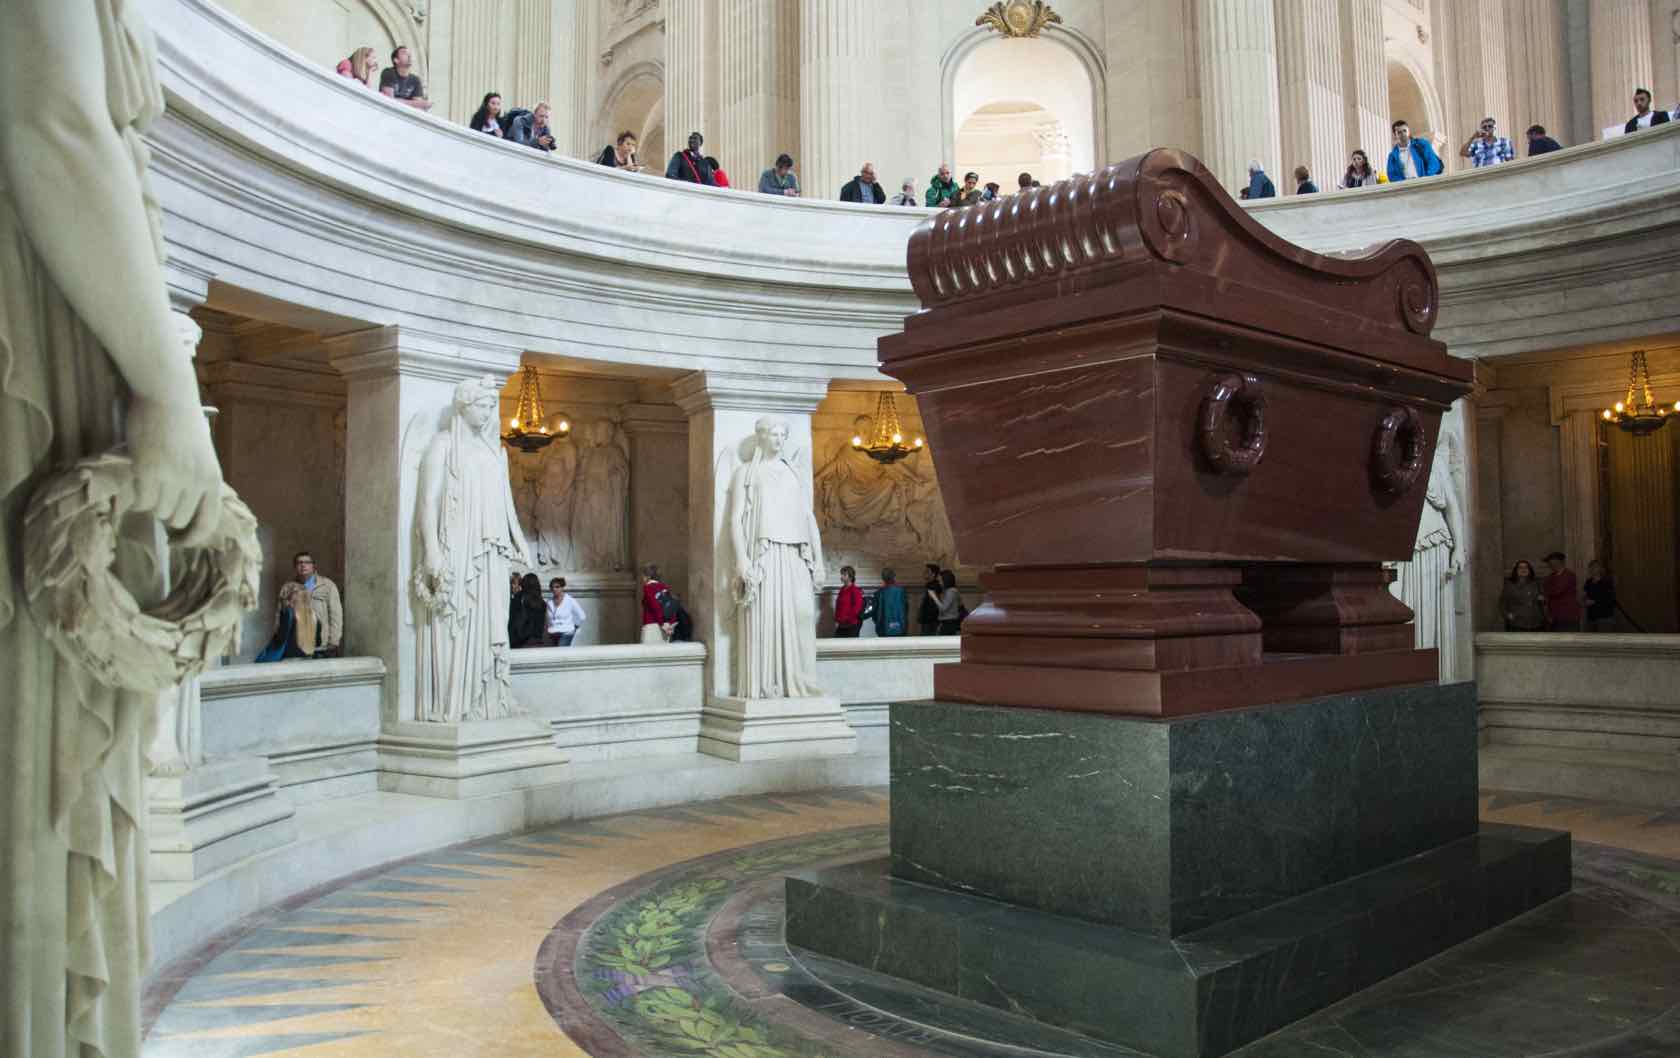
[1196,0,1282,194]
[548,0,580,153]
[800,0,883,200]
[664,0,714,149]
[1277,0,1347,194]
[1589,0,1654,137]
[716,0,800,188]
[1557,408,1604,588]
[1606,424,1679,630]
[1450,0,1513,171]
[329,328,567,796]
[448,0,555,124]
[673,371,856,761]
[1338,0,1390,166]
[1506,0,1570,147]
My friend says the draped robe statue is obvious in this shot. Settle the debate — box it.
[2,3,231,1054]
[413,377,533,722]
[572,420,630,571]
[1390,436,1464,681]
[728,418,825,699]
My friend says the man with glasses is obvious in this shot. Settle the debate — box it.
[1460,117,1514,168]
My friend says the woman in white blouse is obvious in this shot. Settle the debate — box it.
[545,577,587,646]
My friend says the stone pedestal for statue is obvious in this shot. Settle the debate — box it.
[376,716,569,799]
[147,756,296,882]
[785,152,1570,1058]
[698,695,855,761]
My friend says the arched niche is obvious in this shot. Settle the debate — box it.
[1385,55,1444,148]
[211,0,423,76]
[592,60,665,164]
[940,26,1105,178]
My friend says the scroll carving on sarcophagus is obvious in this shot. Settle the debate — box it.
[879,148,1474,717]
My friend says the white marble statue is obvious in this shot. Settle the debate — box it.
[728,417,826,699]
[572,420,630,571]
[412,376,533,722]
[0,2,229,1055]
[1391,432,1466,681]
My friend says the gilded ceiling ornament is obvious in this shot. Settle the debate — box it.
[975,0,1062,38]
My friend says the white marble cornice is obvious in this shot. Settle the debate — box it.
[324,327,522,384]
[670,371,832,414]
[199,657,387,698]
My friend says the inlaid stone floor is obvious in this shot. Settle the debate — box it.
[141,788,1680,1058]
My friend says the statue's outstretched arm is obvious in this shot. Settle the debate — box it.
[0,0,222,543]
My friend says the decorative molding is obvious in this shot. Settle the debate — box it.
[975,1,1063,38]
[1475,632,1680,660]
[510,642,707,675]
[200,657,387,698]
[671,371,831,414]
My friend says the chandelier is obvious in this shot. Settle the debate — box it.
[1600,350,1678,436]
[501,365,571,452]
[851,391,925,464]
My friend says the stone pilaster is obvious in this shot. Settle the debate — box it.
[1196,0,1282,194]
[1506,0,1570,148]
[672,371,856,761]
[664,0,710,150]
[716,0,800,187]
[799,0,883,200]
[621,401,690,604]
[1339,0,1390,168]
[1450,0,1513,171]
[1277,0,1347,194]
[1557,408,1604,585]
[1589,0,1654,137]
[547,0,580,153]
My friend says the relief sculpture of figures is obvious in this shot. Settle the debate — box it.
[0,2,235,1054]
[571,420,630,571]
[412,376,533,723]
[1390,429,1465,681]
[728,418,825,699]
[812,414,956,572]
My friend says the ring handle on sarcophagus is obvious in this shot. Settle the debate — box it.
[1197,373,1267,476]
[1370,405,1427,495]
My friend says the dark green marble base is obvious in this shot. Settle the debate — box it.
[786,823,1572,1058]
[891,685,1479,935]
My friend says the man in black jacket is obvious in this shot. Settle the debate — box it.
[1525,124,1563,155]
[839,162,886,203]
[666,131,715,184]
[1626,88,1671,133]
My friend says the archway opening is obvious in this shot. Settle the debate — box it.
[951,35,1094,188]
[596,70,663,165]
[1386,59,1436,147]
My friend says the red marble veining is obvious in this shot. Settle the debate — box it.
[882,149,1472,715]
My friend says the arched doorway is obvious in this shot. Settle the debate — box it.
[594,64,664,165]
[946,33,1098,187]
[1386,58,1442,148]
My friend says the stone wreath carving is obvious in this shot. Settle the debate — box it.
[1198,373,1267,476]
[1370,405,1427,495]
[23,453,262,694]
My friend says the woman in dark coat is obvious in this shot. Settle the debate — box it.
[918,561,942,636]
[509,572,548,648]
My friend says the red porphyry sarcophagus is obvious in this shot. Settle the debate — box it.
[879,149,1473,717]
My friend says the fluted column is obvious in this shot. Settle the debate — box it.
[1607,424,1679,630]
[1449,0,1512,171]
[800,0,884,200]
[1196,0,1282,194]
[716,0,800,186]
[1505,0,1569,147]
[1338,0,1390,166]
[1277,0,1346,194]
[448,0,499,124]
[1589,0,1654,136]
[665,0,714,153]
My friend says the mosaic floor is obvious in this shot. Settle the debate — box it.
[141,788,1680,1058]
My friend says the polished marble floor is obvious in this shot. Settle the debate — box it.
[140,788,1680,1058]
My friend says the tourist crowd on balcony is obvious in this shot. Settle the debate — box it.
[333,47,1680,205]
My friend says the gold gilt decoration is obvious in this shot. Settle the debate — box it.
[1601,349,1679,436]
[851,391,924,464]
[976,0,1062,37]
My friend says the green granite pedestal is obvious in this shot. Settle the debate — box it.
[784,687,1572,1057]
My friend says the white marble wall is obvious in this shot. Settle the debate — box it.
[511,642,706,759]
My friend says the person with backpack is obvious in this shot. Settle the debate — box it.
[833,565,865,637]
[640,563,674,643]
[872,568,908,638]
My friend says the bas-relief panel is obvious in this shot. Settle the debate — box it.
[507,418,631,575]
[811,413,959,588]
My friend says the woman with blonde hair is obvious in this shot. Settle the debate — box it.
[336,46,379,87]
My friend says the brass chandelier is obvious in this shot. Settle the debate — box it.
[1600,350,1678,436]
[851,391,925,464]
[502,365,571,452]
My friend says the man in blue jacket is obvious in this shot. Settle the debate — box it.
[1386,118,1444,182]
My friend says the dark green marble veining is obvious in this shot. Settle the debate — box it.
[890,684,1479,935]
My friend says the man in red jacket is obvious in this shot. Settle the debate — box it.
[834,565,864,637]
[1542,551,1582,632]
[640,563,673,643]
